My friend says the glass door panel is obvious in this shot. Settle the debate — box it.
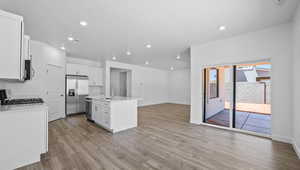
[234,63,272,135]
[203,66,233,127]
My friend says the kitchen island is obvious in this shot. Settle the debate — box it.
[0,104,48,170]
[86,96,141,133]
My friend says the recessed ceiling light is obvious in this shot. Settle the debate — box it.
[146,44,152,48]
[68,36,74,41]
[176,55,181,60]
[145,61,149,65]
[80,21,88,26]
[60,46,66,50]
[112,56,117,60]
[170,66,174,71]
[126,51,131,56]
[219,25,226,31]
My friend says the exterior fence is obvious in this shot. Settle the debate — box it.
[225,82,271,104]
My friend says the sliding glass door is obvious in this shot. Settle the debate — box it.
[234,63,271,134]
[203,62,272,135]
[203,66,233,128]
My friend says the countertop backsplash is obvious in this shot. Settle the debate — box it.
[89,86,104,96]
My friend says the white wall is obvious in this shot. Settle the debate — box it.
[105,61,169,106]
[167,69,191,105]
[66,57,102,67]
[293,4,300,157]
[191,23,293,143]
[0,40,66,99]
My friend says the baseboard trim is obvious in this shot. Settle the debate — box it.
[293,141,300,159]
[138,102,168,107]
[166,102,191,105]
[200,122,271,139]
[272,135,292,144]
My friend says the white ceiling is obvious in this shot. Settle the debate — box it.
[0,0,299,70]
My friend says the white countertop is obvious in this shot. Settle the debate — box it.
[108,96,142,101]
[0,103,48,113]
[86,96,142,102]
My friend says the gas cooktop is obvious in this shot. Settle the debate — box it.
[1,98,44,106]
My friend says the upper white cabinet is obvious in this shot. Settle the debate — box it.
[66,63,103,86]
[66,63,89,76]
[0,10,24,80]
[89,67,103,86]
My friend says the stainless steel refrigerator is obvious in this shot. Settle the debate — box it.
[66,75,89,116]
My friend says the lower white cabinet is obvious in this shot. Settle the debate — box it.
[91,97,138,133]
[0,105,48,170]
[93,100,111,129]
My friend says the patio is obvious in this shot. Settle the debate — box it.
[225,102,271,115]
[206,109,271,135]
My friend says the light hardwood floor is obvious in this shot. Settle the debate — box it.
[18,104,300,170]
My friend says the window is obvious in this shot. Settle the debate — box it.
[209,68,219,99]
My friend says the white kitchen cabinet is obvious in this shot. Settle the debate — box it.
[23,35,31,60]
[67,63,103,86]
[92,101,101,123]
[91,97,138,133]
[66,63,77,75]
[66,63,89,76]
[0,104,48,169]
[93,99,111,129]
[0,10,24,80]
[88,67,103,86]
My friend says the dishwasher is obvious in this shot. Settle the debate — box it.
[85,98,94,122]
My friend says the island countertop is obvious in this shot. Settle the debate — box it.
[86,96,142,102]
[107,96,142,101]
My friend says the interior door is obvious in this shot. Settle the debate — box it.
[45,64,65,122]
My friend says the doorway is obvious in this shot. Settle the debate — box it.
[110,68,132,97]
[203,62,272,135]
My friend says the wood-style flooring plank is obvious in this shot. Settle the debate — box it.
[17,104,300,170]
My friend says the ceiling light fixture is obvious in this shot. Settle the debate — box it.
[112,56,117,60]
[145,61,149,65]
[80,21,88,26]
[219,25,226,31]
[126,51,131,56]
[146,44,152,48]
[68,36,74,41]
[176,55,181,60]
[170,66,174,71]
